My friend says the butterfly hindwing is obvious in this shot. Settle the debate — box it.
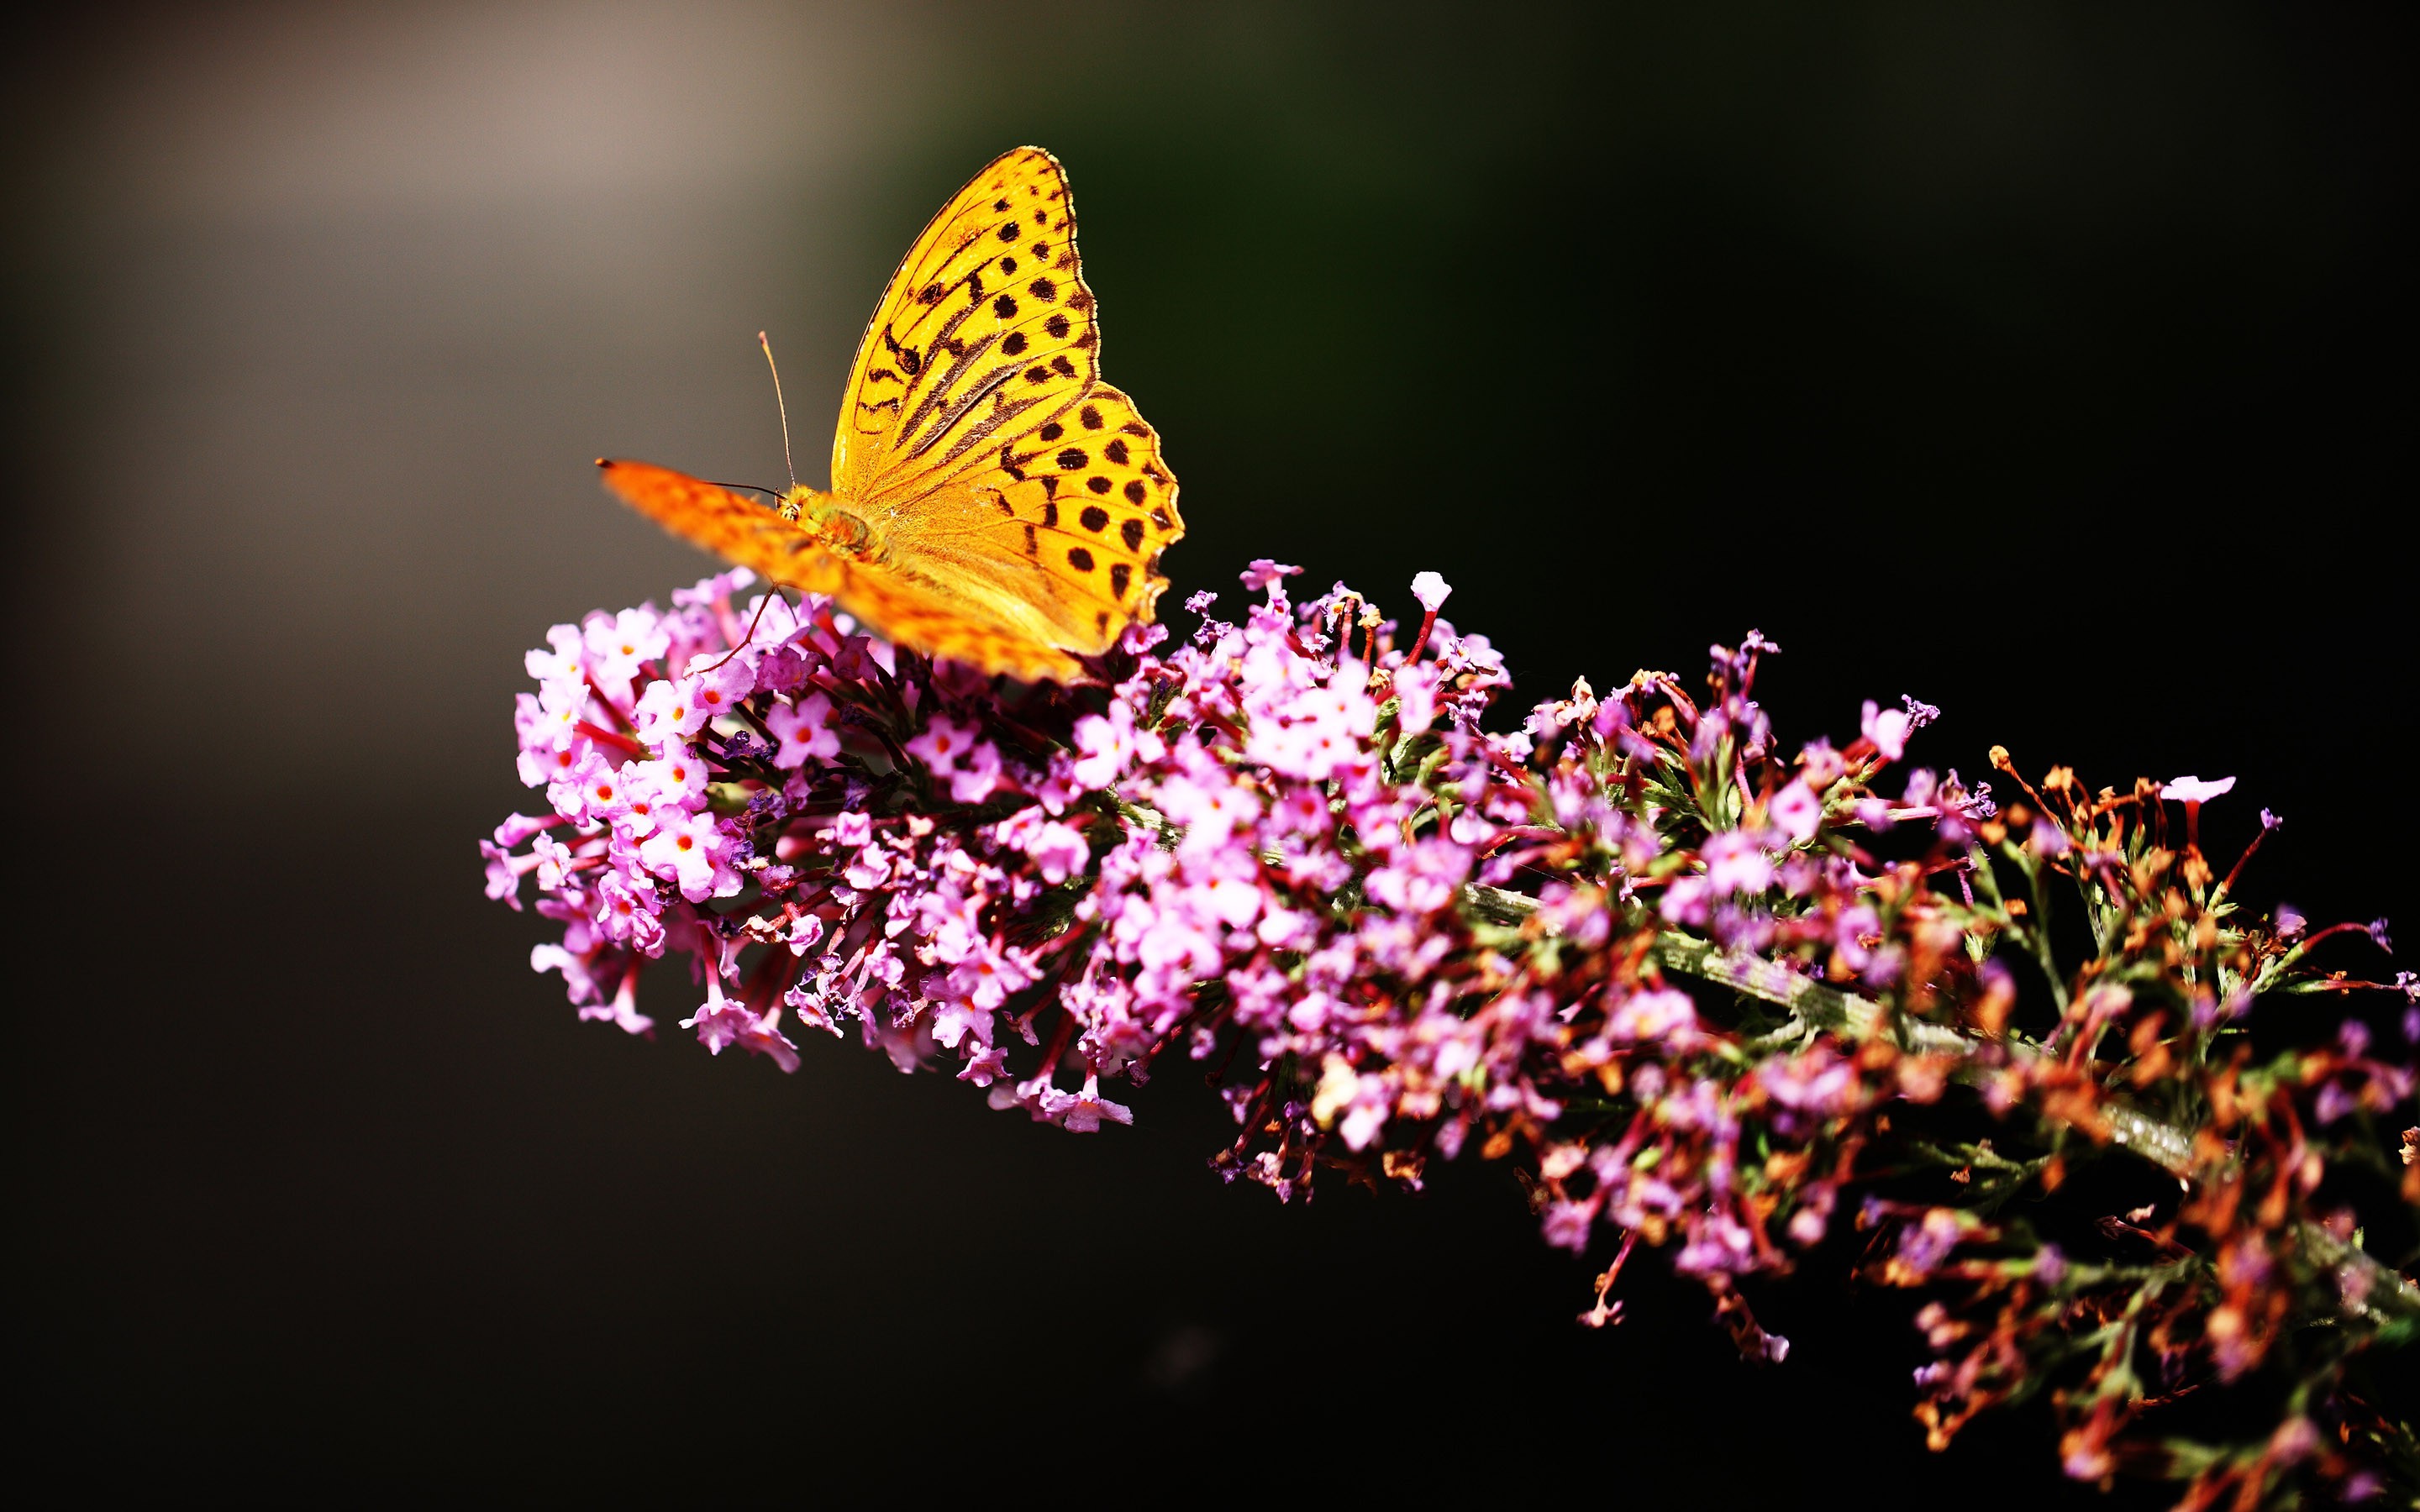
[976,383,1183,651]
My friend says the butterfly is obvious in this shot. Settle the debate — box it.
[597,147,1183,684]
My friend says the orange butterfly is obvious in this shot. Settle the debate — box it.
[598,147,1183,684]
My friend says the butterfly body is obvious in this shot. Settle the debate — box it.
[599,148,1182,685]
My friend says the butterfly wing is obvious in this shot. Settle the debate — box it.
[596,459,1099,683]
[828,147,1184,669]
[596,459,845,596]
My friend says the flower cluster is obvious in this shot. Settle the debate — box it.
[488,562,2418,1507]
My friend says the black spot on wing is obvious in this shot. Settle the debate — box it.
[1055,449,1088,470]
[1103,438,1128,464]
[1079,506,1109,533]
[1044,314,1071,340]
[1125,480,1148,505]
[1002,332,1028,355]
[1121,518,1144,550]
[1110,564,1131,599]
[1039,422,1063,441]
[1066,547,1094,572]
[1080,405,1102,430]
[1086,476,1110,494]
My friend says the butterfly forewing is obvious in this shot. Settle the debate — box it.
[834,148,1099,505]
[597,460,844,595]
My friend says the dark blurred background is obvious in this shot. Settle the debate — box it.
[3,3,2410,1502]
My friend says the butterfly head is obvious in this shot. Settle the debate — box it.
[780,487,876,560]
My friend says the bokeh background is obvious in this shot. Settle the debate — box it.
[5,3,2411,1501]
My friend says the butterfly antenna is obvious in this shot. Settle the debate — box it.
[760,330,799,494]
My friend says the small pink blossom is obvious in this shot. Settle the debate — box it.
[2160,774,2236,804]
[1769,780,1822,843]
[1860,700,1910,761]
[1607,989,1698,1045]
[765,691,841,767]
[632,677,709,748]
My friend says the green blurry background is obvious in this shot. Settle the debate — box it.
[5,3,2408,1501]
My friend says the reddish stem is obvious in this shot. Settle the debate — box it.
[577,721,649,759]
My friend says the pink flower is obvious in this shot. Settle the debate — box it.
[2160,774,2236,804]
[947,738,1004,805]
[1769,780,1821,843]
[638,748,708,804]
[681,979,800,1073]
[1607,989,1698,1045]
[584,606,667,700]
[765,690,841,767]
[1409,571,1452,612]
[481,839,542,909]
[1702,831,1776,895]
[639,809,734,902]
[1071,701,1164,788]
[907,716,1007,804]
[1049,1074,1134,1132]
[632,677,709,748]
[1860,699,1911,761]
